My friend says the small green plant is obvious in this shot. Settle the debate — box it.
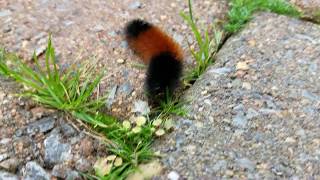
[79,113,155,180]
[225,0,301,33]
[0,36,106,116]
[180,0,223,83]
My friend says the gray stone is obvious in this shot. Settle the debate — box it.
[180,119,193,127]
[212,160,227,172]
[91,24,104,32]
[0,158,20,172]
[24,161,50,180]
[232,114,248,128]
[63,20,74,26]
[0,171,18,180]
[259,108,279,115]
[233,104,245,112]
[235,158,255,171]
[119,82,133,96]
[120,41,128,49]
[108,31,117,37]
[271,163,295,177]
[3,26,11,33]
[69,134,82,145]
[106,85,117,109]
[34,45,47,57]
[232,79,242,88]
[301,90,320,101]
[173,33,184,45]
[0,138,11,149]
[129,1,142,9]
[208,67,232,75]
[0,10,11,17]
[51,164,70,178]
[75,158,91,172]
[44,134,71,165]
[132,100,150,115]
[66,171,80,180]
[246,108,259,119]
[26,117,55,134]
[61,124,77,137]
[155,13,320,178]
[0,153,9,162]
[33,32,47,41]
[167,171,180,180]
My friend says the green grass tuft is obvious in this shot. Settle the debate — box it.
[225,0,301,33]
[180,0,223,83]
[78,112,155,179]
[0,36,106,116]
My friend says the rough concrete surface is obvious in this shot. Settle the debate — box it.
[155,12,320,179]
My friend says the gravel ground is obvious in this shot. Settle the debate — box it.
[155,12,320,179]
[0,0,228,119]
[0,76,108,179]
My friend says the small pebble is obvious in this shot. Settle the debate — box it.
[236,62,249,71]
[201,90,208,95]
[132,100,150,115]
[236,158,255,171]
[248,39,256,46]
[173,33,183,45]
[117,58,125,64]
[91,24,104,32]
[0,10,11,17]
[170,3,177,8]
[225,169,234,176]
[242,82,252,90]
[129,1,142,9]
[155,129,165,137]
[160,15,167,20]
[35,45,47,56]
[285,137,296,144]
[232,114,247,128]
[168,171,180,180]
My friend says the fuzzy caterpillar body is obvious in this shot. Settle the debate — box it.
[125,19,183,100]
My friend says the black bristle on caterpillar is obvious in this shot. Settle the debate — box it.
[125,19,151,38]
[146,52,182,97]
